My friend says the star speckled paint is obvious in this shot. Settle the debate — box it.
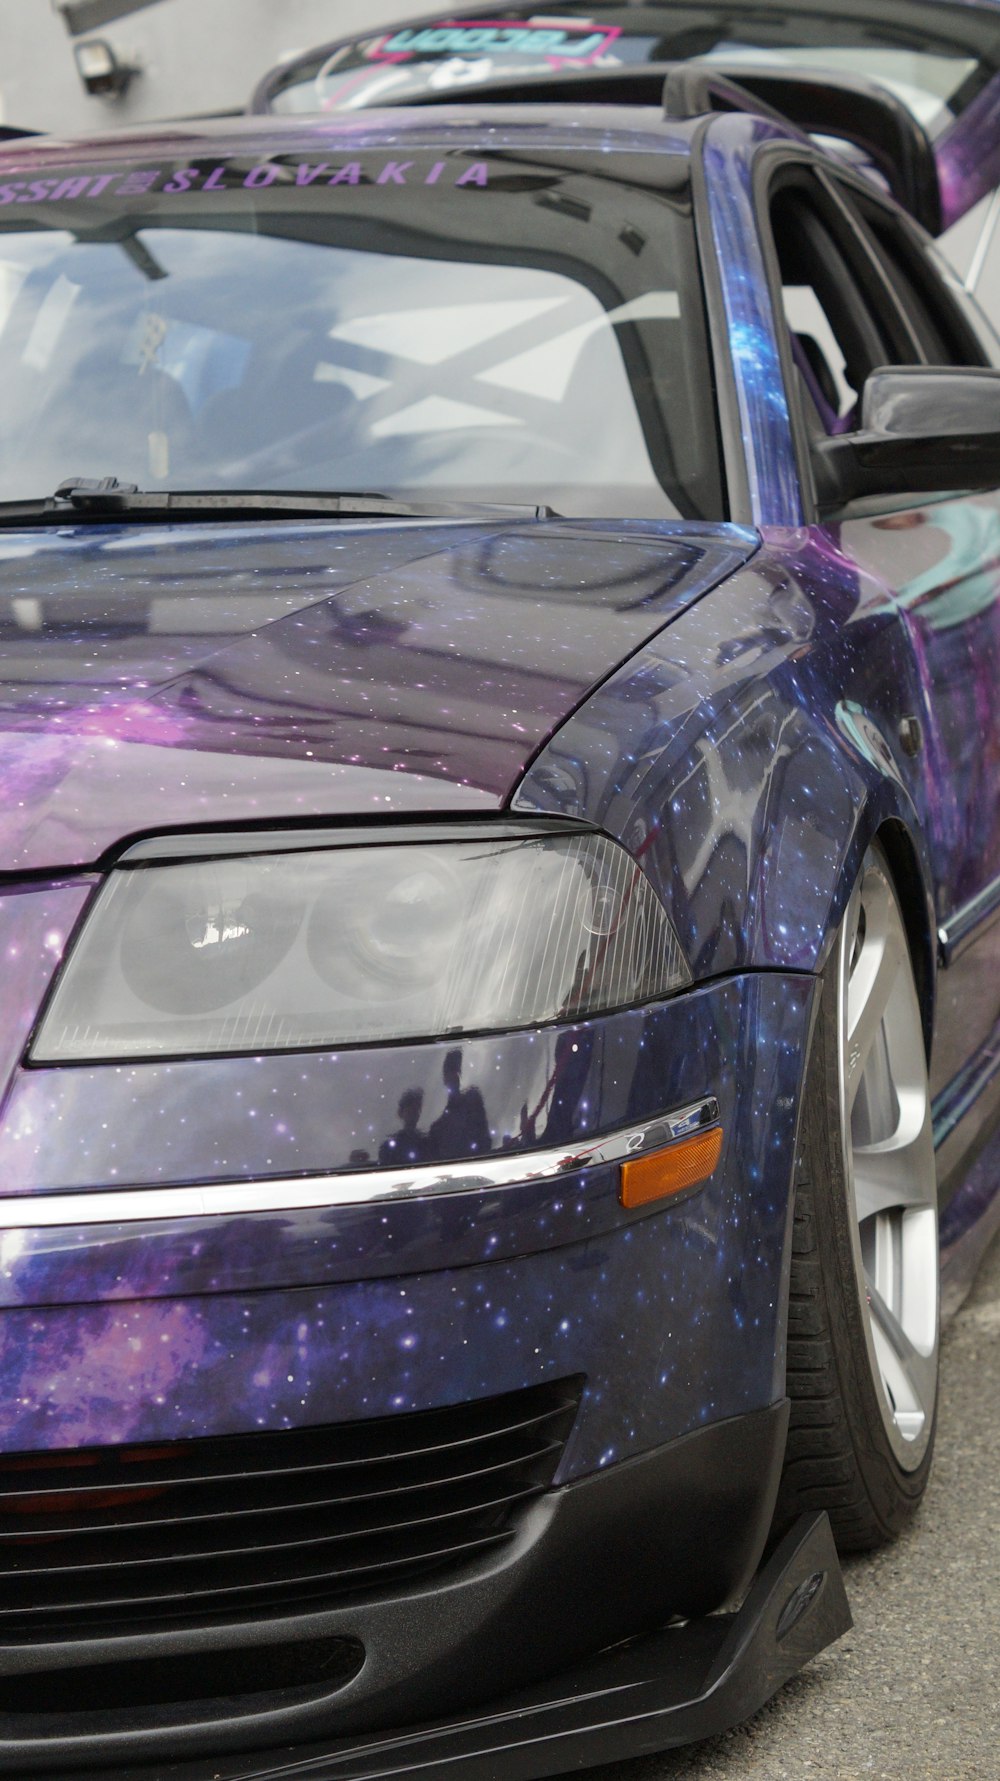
[0,970,809,1475]
[0,520,753,871]
[0,101,994,1509]
[704,115,804,528]
[0,972,805,1297]
[0,968,813,1471]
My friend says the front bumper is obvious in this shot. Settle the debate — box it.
[0,1403,803,1774]
[0,970,816,1471]
[0,938,822,1770]
[3,1504,850,1780]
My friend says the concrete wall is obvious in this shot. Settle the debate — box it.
[0,0,406,136]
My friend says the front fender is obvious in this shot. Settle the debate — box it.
[513,529,936,991]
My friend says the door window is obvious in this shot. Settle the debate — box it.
[767,163,993,454]
[768,171,914,440]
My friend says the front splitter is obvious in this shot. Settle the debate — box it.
[71,1512,850,1781]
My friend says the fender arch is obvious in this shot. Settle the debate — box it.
[513,541,937,1031]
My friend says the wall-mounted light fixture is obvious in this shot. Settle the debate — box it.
[73,37,139,97]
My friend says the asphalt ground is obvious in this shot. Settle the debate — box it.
[585,1231,1000,1781]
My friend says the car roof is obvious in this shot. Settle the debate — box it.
[0,105,704,171]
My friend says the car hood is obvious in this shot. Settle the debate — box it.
[0,515,755,872]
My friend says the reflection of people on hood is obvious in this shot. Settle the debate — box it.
[519,1026,594,1146]
[429,1049,491,1159]
[378,1088,433,1168]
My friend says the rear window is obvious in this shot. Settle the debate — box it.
[0,143,722,520]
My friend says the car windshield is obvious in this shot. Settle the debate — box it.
[0,141,721,520]
[254,2,999,134]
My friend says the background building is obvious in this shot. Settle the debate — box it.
[0,0,401,134]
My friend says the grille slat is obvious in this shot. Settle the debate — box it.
[0,1397,578,1505]
[0,1438,564,1545]
[2,1502,531,1610]
[3,1479,546,1583]
[0,1529,516,1634]
[0,1379,582,1640]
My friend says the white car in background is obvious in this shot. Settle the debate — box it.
[249,0,1000,321]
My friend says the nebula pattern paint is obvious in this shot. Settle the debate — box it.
[0,970,812,1470]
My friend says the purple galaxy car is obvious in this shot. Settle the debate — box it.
[0,40,997,1781]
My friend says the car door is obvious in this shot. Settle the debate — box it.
[762,159,1000,1193]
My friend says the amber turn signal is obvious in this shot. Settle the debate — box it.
[619,1125,723,1209]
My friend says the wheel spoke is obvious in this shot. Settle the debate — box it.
[865,1272,936,1433]
[852,1088,932,1222]
[837,853,939,1472]
[845,914,903,1114]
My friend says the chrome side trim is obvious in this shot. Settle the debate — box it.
[0,1100,721,1231]
[938,872,1000,966]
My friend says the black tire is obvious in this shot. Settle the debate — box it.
[773,845,939,1552]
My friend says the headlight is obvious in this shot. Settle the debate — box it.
[32,828,690,1061]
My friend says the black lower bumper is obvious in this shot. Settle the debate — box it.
[71,1512,852,1781]
[0,1401,849,1777]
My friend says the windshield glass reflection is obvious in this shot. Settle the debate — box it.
[0,147,719,518]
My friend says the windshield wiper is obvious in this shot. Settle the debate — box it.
[0,478,557,524]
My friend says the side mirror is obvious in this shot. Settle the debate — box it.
[814,366,1000,510]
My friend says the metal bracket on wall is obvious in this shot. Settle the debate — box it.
[54,0,164,36]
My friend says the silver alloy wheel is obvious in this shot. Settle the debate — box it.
[836,850,938,1469]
